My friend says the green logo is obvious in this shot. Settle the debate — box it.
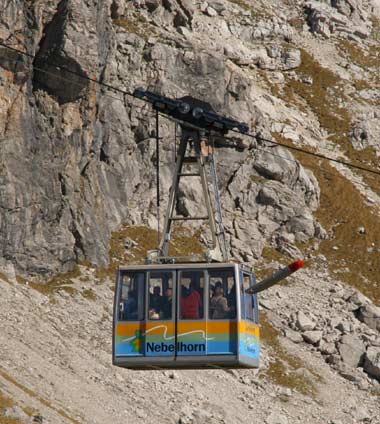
[131,330,143,353]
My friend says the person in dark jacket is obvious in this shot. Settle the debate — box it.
[149,286,163,319]
[161,287,173,319]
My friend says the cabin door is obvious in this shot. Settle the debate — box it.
[176,270,208,357]
[145,270,176,358]
[206,268,237,355]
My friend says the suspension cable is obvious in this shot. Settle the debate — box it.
[1,40,380,178]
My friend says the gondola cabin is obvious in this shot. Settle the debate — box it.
[113,263,260,369]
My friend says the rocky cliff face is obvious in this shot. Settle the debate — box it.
[0,0,326,278]
[1,0,380,423]
[1,0,118,276]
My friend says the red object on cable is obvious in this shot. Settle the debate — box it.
[288,260,305,273]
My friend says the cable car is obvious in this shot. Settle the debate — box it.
[112,89,304,370]
[113,263,259,369]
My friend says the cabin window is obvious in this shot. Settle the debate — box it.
[209,269,236,319]
[148,271,173,320]
[180,270,204,320]
[241,273,254,321]
[118,272,145,321]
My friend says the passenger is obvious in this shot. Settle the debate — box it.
[123,289,137,320]
[227,283,237,318]
[149,286,163,317]
[149,308,160,320]
[227,283,236,307]
[209,282,229,319]
[161,287,173,319]
[181,281,202,319]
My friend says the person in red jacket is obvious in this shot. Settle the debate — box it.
[181,281,202,319]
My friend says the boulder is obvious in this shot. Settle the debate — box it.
[110,0,125,18]
[363,347,380,380]
[252,147,320,209]
[306,3,333,38]
[0,260,17,283]
[319,341,337,355]
[349,290,371,307]
[277,241,303,259]
[257,47,301,71]
[265,412,288,424]
[233,218,264,260]
[286,213,316,242]
[351,406,371,422]
[178,0,196,19]
[306,0,370,39]
[336,363,363,383]
[145,0,161,12]
[332,0,354,16]
[207,1,226,14]
[284,329,304,344]
[336,321,352,334]
[337,335,365,368]
[302,330,323,345]
[356,304,380,332]
[296,311,315,331]
[206,6,218,16]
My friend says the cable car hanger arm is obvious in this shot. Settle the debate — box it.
[247,260,305,295]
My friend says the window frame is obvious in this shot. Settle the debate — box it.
[147,270,175,321]
[240,272,255,322]
[178,269,206,321]
[251,274,259,324]
[118,271,146,322]
[208,268,236,320]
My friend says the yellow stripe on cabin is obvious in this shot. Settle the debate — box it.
[238,322,260,338]
[116,323,145,337]
[116,321,260,338]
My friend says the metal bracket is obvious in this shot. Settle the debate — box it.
[154,127,228,263]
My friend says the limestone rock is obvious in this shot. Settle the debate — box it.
[258,47,301,71]
[336,363,363,383]
[338,335,365,368]
[319,341,337,355]
[265,412,288,424]
[207,1,226,14]
[349,290,371,307]
[0,260,17,283]
[351,406,371,422]
[284,329,304,344]
[296,311,316,331]
[303,330,323,345]
[363,347,380,380]
[145,0,161,12]
[178,0,196,18]
[306,2,334,38]
[356,304,380,332]
[305,0,371,39]
[336,321,352,334]
[110,0,125,19]
[206,6,218,17]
